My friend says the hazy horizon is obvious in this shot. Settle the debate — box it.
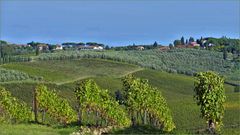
[0,0,239,46]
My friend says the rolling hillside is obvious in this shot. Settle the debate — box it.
[1,59,142,84]
[0,59,239,134]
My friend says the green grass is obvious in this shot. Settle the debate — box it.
[0,124,78,135]
[1,59,142,84]
[0,59,239,134]
[133,70,239,131]
[133,70,240,134]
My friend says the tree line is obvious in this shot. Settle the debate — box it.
[172,36,240,54]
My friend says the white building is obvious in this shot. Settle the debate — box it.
[55,45,63,50]
[93,46,103,50]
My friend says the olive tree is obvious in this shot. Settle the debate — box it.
[194,71,226,133]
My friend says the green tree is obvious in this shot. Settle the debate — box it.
[189,37,195,42]
[0,45,3,58]
[169,43,174,49]
[185,39,189,45]
[0,40,7,45]
[86,42,98,46]
[153,41,158,48]
[27,41,41,48]
[223,48,228,60]
[0,45,15,57]
[173,40,181,47]
[77,42,85,45]
[194,71,226,133]
[48,45,57,51]
[36,47,40,56]
[105,45,110,50]
[181,36,185,45]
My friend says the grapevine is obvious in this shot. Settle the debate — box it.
[0,87,32,123]
[75,79,131,127]
[122,75,175,132]
[35,84,77,125]
[194,71,226,133]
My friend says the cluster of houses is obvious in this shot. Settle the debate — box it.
[62,44,103,50]
[175,41,200,48]
[132,41,201,51]
[16,43,104,51]
[159,41,201,51]
[15,39,212,52]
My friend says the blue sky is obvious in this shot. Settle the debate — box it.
[0,0,239,46]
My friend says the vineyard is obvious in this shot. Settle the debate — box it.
[0,68,41,82]
[0,50,239,134]
[0,75,179,134]
[1,59,141,83]
[0,68,239,134]
[0,55,31,65]
[35,49,239,83]
[1,0,239,134]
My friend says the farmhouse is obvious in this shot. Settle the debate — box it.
[189,42,200,47]
[78,45,103,50]
[93,46,103,50]
[37,44,49,51]
[55,45,63,50]
[159,46,170,51]
[136,46,144,50]
[176,45,186,48]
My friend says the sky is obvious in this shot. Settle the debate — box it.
[0,0,239,46]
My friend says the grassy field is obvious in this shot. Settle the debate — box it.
[0,59,239,134]
[0,124,78,135]
[1,59,142,84]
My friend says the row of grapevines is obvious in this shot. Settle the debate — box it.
[0,56,31,65]
[36,48,235,77]
[122,75,175,132]
[35,85,77,125]
[0,87,32,123]
[75,79,131,127]
[0,68,42,82]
